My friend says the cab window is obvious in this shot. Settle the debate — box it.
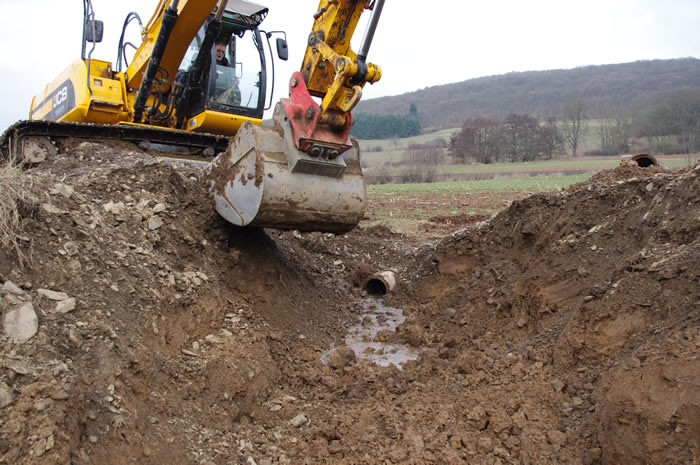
[211,30,262,111]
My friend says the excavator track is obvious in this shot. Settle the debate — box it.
[1,120,230,162]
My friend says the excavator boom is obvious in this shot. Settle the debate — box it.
[205,0,384,232]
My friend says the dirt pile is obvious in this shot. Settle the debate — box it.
[0,143,698,465]
[392,160,699,464]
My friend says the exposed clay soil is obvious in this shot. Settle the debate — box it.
[1,142,699,465]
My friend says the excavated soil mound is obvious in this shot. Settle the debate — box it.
[1,142,698,465]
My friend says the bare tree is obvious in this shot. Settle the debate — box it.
[403,144,444,166]
[540,117,565,159]
[597,110,632,155]
[503,114,541,162]
[405,144,423,164]
[639,88,700,154]
[449,117,503,164]
[563,100,587,157]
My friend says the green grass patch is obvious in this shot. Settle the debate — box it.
[662,156,699,168]
[363,173,591,236]
[359,128,457,152]
[368,159,617,177]
[438,159,616,174]
[369,174,590,195]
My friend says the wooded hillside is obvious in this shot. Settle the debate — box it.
[355,58,700,131]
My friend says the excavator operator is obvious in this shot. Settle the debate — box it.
[212,35,241,106]
[215,40,229,67]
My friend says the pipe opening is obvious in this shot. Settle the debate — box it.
[634,155,656,167]
[365,278,387,296]
[624,153,662,168]
[363,271,396,296]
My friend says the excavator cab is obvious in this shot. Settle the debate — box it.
[178,26,263,119]
[174,1,283,135]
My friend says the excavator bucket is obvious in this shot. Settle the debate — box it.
[204,104,367,233]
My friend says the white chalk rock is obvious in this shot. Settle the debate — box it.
[38,289,69,301]
[3,303,38,343]
[54,298,77,314]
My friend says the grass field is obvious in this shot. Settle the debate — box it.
[360,128,457,152]
[359,129,456,165]
[357,125,697,236]
[369,175,590,195]
[365,156,693,179]
[358,126,697,184]
[363,174,590,236]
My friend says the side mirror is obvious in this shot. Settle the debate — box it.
[84,20,104,43]
[276,38,288,61]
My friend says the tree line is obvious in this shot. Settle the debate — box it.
[350,112,420,139]
[449,87,700,163]
[638,88,700,154]
[449,114,562,163]
[352,81,699,163]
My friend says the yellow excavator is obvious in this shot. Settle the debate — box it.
[1,0,384,233]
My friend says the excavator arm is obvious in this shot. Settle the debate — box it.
[303,0,383,117]
[205,0,385,233]
[281,0,384,159]
[125,0,225,123]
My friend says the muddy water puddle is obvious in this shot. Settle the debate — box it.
[323,298,418,368]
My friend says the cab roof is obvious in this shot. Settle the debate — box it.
[223,0,268,30]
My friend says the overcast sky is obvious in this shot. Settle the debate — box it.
[1,0,698,131]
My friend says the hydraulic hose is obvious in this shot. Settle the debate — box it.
[132,0,180,123]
